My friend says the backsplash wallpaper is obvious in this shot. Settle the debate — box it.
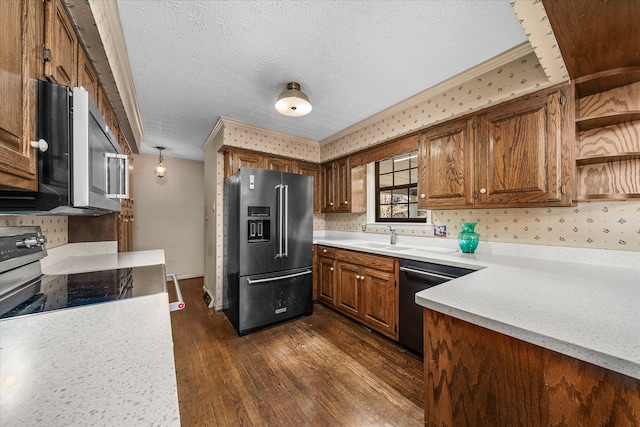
[319,201,640,252]
[1,215,68,249]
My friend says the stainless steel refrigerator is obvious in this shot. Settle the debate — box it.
[223,167,313,335]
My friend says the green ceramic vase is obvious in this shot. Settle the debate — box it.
[458,222,479,253]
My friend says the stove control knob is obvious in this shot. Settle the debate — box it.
[16,235,47,248]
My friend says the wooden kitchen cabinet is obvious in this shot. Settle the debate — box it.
[264,156,292,173]
[478,84,572,206]
[0,0,43,191]
[334,249,398,340]
[321,157,352,213]
[316,246,337,306]
[573,78,640,201]
[424,308,640,426]
[223,148,264,177]
[293,160,321,213]
[418,117,475,209]
[44,0,78,88]
[417,84,573,209]
[76,46,100,104]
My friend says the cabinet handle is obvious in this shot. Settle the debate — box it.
[479,188,487,194]
[30,139,49,152]
[420,193,425,199]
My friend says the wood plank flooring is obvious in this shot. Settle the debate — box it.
[169,278,424,427]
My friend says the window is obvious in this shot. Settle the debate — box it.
[375,152,426,222]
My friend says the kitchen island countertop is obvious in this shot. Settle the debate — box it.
[314,232,640,380]
[0,245,179,426]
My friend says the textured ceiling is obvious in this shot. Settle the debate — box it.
[116,0,528,161]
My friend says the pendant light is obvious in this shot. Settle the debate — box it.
[154,146,167,178]
[275,82,312,117]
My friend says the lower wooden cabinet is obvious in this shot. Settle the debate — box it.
[316,246,337,306]
[314,245,398,340]
[424,308,640,426]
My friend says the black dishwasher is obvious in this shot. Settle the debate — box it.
[399,259,474,355]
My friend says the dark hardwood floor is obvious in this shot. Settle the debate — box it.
[169,278,424,427]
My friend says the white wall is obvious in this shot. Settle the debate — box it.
[132,154,204,278]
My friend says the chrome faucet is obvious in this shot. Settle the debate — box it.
[388,226,397,245]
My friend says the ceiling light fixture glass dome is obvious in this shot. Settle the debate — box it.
[275,82,312,117]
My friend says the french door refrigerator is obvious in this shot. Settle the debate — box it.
[223,167,313,335]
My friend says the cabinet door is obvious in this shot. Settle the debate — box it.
[77,47,99,103]
[225,149,264,177]
[318,257,336,306]
[334,158,351,212]
[361,268,396,339]
[265,157,292,173]
[294,161,321,213]
[479,88,569,206]
[320,162,335,212]
[44,0,77,87]
[336,261,360,318]
[418,118,475,209]
[0,0,40,190]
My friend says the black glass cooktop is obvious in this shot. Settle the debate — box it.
[0,264,166,319]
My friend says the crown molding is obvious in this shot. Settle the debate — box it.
[201,117,226,152]
[319,42,534,146]
[215,116,319,148]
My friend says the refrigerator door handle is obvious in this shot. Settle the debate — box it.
[246,269,312,285]
[283,184,289,258]
[275,184,283,259]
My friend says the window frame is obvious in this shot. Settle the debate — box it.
[374,153,425,223]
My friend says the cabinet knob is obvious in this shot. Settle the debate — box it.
[479,188,487,194]
[323,249,327,254]
[330,267,334,272]
[330,202,334,206]
[30,139,49,152]
[344,200,348,205]
[356,275,361,280]
[420,193,425,199]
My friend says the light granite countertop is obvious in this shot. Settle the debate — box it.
[314,231,640,380]
[0,244,179,426]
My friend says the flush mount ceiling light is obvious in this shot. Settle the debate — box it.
[154,146,167,178]
[275,82,312,117]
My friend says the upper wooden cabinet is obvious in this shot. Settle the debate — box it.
[418,118,475,209]
[264,157,292,173]
[294,161,321,213]
[321,157,351,213]
[44,0,77,88]
[418,84,573,209]
[477,85,571,206]
[0,0,42,191]
[224,148,264,177]
[77,46,99,104]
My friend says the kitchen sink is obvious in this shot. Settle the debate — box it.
[414,247,458,254]
[347,241,413,251]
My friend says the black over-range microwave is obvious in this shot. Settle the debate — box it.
[0,80,129,215]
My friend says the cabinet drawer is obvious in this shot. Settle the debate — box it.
[316,245,336,259]
[336,249,395,273]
